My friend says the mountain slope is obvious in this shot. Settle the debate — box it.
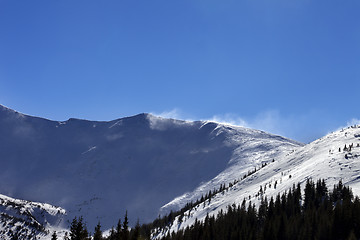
[0,105,301,230]
[154,125,360,239]
[0,193,66,239]
[159,123,302,215]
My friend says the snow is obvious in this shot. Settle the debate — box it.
[0,193,67,239]
[0,106,301,232]
[3,103,359,240]
[82,146,97,155]
[154,125,360,239]
[109,120,122,129]
[160,123,302,215]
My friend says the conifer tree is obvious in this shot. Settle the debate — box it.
[51,231,57,240]
[122,211,129,240]
[69,216,89,240]
[348,230,357,240]
[108,227,116,240]
[93,222,103,240]
[130,219,140,240]
[71,179,360,240]
[115,219,122,240]
[63,232,69,240]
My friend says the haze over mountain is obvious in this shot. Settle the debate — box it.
[0,104,301,232]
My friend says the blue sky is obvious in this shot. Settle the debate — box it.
[0,0,359,143]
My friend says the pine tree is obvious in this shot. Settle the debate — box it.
[122,211,129,240]
[304,179,315,209]
[135,179,360,240]
[115,219,122,240]
[130,219,140,240]
[51,231,57,240]
[93,222,103,240]
[347,230,357,240]
[63,232,70,240]
[69,216,89,240]
[108,227,116,240]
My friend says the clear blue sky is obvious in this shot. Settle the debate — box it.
[0,0,359,143]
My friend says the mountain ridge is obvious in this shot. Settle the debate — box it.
[152,124,360,239]
[0,104,301,234]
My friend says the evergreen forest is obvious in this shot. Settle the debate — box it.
[56,179,360,240]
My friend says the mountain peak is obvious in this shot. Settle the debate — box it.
[0,105,301,231]
[155,124,360,238]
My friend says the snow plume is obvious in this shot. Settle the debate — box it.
[150,109,286,135]
[208,110,289,137]
[250,110,288,136]
[149,109,292,139]
[149,109,317,143]
[147,110,194,131]
[333,118,360,133]
[153,109,183,119]
[208,113,248,127]
[146,114,165,130]
[346,118,360,127]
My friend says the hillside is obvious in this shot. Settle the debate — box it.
[0,193,66,239]
[0,104,301,233]
[159,123,303,215]
[153,125,360,239]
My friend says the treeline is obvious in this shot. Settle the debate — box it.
[56,179,360,240]
[53,211,146,240]
[143,161,272,234]
[160,179,360,240]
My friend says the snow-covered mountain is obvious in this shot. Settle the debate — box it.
[0,104,301,235]
[159,123,302,215]
[0,193,66,239]
[153,125,360,239]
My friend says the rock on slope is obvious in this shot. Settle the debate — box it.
[0,104,302,231]
[154,125,360,239]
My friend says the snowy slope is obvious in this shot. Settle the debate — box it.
[154,125,360,239]
[0,104,301,230]
[0,193,66,239]
[159,122,302,215]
